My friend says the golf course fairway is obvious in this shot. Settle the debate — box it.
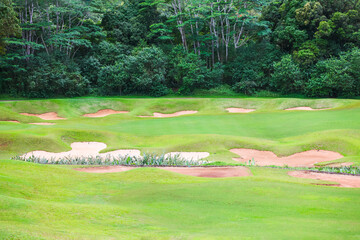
[1,97,360,239]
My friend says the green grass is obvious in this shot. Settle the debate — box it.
[1,97,360,164]
[1,159,360,239]
[1,97,360,239]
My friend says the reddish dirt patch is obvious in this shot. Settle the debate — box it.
[231,149,343,167]
[29,123,56,125]
[20,112,65,120]
[74,166,251,178]
[160,167,251,178]
[285,107,331,111]
[2,120,20,123]
[83,109,129,118]
[139,110,198,118]
[288,171,360,188]
[226,108,256,113]
[75,166,135,173]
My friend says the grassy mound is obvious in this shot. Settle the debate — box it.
[1,97,359,165]
[1,160,360,239]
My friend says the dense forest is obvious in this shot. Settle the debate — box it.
[0,0,359,98]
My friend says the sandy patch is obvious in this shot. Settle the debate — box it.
[20,112,66,120]
[325,162,353,167]
[83,109,129,118]
[226,108,256,113]
[288,171,360,188]
[29,123,56,125]
[74,166,251,178]
[231,149,343,167]
[22,142,141,161]
[165,152,210,161]
[139,111,198,118]
[2,120,20,123]
[285,107,331,111]
[75,166,136,173]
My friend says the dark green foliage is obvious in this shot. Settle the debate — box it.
[306,48,360,97]
[0,0,359,98]
[24,54,90,98]
[271,55,304,94]
[97,46,169,96]
[124,46,169,96]
[167,46,223,94]
[0,0,21,54]
[229,42,282,94]
[101,0,160,45]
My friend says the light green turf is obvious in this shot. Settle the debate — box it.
[1,97,360,239]
[0,97,360,165]
[0,159,360,239]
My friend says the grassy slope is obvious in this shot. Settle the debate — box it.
[1,97,360,239]
[1,160,360,240]
[0,97,360,165]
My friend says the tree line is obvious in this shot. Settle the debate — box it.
[0,0,359,98]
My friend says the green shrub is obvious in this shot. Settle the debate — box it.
[306,48,360,97]
[13,153,210,166]
[271,55,304,94]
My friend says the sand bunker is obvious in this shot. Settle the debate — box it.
[21,142,209,162]
[75,166,251,178]
[22,142,141,161]
[139,111,198,118]
[75,166,135,173]
[285,107,331,111]
[226,108,256,113]
[2,120,20,123]
[29,122,56,125]
[83,109,129,118]
[20,112,65,120]
[231,149,343,167]
[165,152,210,161]
[288,171,360,188]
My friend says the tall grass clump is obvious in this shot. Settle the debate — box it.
[317,166,360,175]
[264,165,360,175]
[12,153,210,166]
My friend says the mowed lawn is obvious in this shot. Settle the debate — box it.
[0,97,360,239]
[1,160,360,240]
[0,97,360,163]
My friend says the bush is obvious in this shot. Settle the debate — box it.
[125,46,169,96]
[97,46,169,97]
[193,85,237,96]
[24,54,90,98]
[306,48,360,97]
[97,63,127,95]
[228,42,282,94]
[271,55,304,94]
[168,46,223,94]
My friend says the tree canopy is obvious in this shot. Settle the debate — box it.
[0,0,359,98]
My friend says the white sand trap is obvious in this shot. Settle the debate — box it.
[20,112,66,120]
[29,123,56,125]
[83,109,129,118]
[226,108,256,113]
[285,107,331,111]
[2,120,20,123]
[231,149,343,167]
[165,152,210,161]
[22,142,141,161]
[288,171,360,188]
[139,111,198,118]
